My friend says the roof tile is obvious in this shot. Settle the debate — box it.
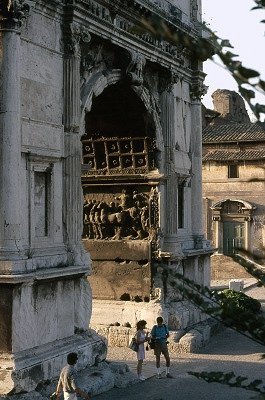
[203,123,265,143]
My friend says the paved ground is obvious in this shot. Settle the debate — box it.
[94,285,265,400]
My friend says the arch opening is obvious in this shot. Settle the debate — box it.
[81,81,159,302]
[82,82,157,176]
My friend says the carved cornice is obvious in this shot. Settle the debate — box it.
[0,0,30,31]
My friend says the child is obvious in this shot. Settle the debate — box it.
[136,320,149,381]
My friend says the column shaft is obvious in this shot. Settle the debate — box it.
[0,29,22,255]
[63,55,83,256]
[160,90,177,236]
[190,99,203,237]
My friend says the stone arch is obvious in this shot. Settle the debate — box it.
[80,69,164,151]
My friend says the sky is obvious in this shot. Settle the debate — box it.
[201,0,265,121]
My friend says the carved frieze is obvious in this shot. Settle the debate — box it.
[83,187,159,241]
[0,0,30,30]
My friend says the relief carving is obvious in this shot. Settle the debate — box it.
[83,188,159,241]
[125,49,146,86]
[80,44,114,87]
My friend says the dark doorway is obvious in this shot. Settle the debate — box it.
[223,221,245,255]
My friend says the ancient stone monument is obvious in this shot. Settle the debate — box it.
[0,0,212,394]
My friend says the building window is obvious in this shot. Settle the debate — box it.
[178,183,184,229]
[228,164,239,179]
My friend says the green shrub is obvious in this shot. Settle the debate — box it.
[218,289,261,314]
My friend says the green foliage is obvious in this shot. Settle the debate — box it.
[219,289,261,314]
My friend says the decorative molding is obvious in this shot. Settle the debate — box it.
[0,0,30,30]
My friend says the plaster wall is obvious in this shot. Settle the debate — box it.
[203,162,265,260]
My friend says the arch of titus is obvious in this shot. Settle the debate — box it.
[0,0,212,394]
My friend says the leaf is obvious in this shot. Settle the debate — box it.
[220,39,233,48]
[224,51,239,60]
[237,66,260,79]
[239,87,256,102]
[258,79,265,91]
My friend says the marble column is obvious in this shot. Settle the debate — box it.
[190,93,204,247]
[0,12,25,263]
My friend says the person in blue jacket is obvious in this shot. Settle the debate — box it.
[151,316,173,379]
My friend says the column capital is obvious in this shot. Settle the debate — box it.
[0,0,30,31]
[159,70,180,94]
[63,22,91,57]
[189,71,208,101]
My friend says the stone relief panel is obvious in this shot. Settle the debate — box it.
[82,186,159,241]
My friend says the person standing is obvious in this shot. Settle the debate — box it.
[151,316,173,379]
[56,352,91,400]
[136,320,149,381]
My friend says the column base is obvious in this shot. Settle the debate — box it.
[161,235,183,259]
[0,330,107,395]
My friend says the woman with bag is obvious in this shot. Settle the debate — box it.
[136,320,149,381]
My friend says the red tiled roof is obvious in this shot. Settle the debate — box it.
[202,150,265,161]
[203,123,265,143]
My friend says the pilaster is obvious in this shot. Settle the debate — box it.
[0,1,30,263]
[62,23,91,265]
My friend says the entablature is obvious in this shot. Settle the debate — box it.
[63,0,202,78]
